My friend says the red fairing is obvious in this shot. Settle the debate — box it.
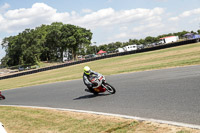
[99,86,106,92]
[91,78,95,82]
[99,76,103,80]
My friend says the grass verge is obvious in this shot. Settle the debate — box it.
[0,106,199,133]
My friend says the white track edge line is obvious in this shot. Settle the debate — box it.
[1,105,200,129]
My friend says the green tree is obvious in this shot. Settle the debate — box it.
[1,22,93,66]
[1,36,19,66]
[144,36,158,44]
[45,22,63,61]
[61,24,92,60]
[197,29,200,34]
[1,28,44,66]
[35,24,49,61]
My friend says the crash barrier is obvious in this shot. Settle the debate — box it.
[0,38,198,80]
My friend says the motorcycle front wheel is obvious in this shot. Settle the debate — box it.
[105,83,116,94]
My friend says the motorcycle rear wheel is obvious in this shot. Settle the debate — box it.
[105,83,116,94]
[0,95,5,99]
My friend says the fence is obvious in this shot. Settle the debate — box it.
[0,38,198,80]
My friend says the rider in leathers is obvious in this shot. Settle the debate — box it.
[83,66,101,93]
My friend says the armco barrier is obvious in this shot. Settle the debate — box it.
[0,38,198,80]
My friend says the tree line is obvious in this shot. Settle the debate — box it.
[86,30,200,54]
[1,21,199,67]
[1,22,92,66]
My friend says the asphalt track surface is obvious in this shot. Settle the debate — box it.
[1,65,200,126]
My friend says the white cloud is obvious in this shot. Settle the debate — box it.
[0,3,10,13]
[5,3,55,19]
[180,11,191,18]
[0,2,167,44]
[181,8,200,17]
[191,17,200,23]
[111,33,128,40]
[169,17,179,21]
[82,9,93,13]
[169,8,200,21]
[73,7,164,30]
[107,0,113,3]
[0,3,58,32]
[0,3,165,31]
[105,8,165,41]
[119,26,128,31]
[107,20,165,42]
[75,8,115,27]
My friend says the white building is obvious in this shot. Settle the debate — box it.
[63,49,72,62]
[115,48,125,53]
[123,44,137,51]
[159,36,179,44]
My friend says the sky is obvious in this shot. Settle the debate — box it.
[0,0,200,60]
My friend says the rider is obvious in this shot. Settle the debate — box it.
[83,66,101,93]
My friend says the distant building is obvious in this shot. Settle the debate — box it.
[159,36,179,44]
[115,44,138,53]
[63,49,72,62]
[123,44,137,51]
[115,48,125,53]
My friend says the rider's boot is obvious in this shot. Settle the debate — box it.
[85,88,92,93]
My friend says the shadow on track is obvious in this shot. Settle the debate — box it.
[73,93,110,100]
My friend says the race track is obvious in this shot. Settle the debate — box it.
[1,65,200,126]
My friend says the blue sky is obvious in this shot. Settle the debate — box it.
[0,0,200,60]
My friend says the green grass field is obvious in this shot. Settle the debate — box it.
[0,42,200,133]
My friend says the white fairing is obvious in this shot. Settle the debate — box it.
[92,75,105,88]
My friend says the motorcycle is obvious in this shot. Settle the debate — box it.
[88,74,116,95]
[0,91,5,100]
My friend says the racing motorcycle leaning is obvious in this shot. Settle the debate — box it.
[0,91,5,100]
[88,74,116,95]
